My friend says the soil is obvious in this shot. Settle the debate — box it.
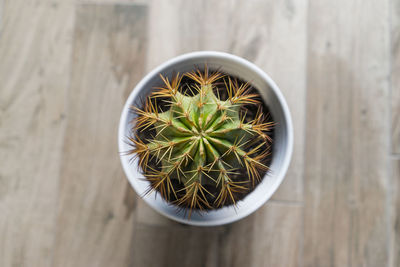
[134,71,274,209]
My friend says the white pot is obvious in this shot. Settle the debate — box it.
[118,51,293,226]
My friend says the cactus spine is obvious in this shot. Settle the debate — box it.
[129,67,273,216]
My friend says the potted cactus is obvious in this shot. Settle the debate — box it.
[119,51,293,226]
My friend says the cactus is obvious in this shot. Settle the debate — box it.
[128,67,273,216]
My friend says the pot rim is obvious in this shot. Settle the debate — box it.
[118,51,293,226]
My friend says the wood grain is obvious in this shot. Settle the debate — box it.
[304,0,391,266]
[391,160,400,267]
[392,0,400,154]
[131,224,223,267]
[78,0,147,3]
[132,203,301,267]
[218,203,302,267]
[0,1,74,266]
[52,4,147,267]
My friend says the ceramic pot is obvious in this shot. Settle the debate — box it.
[118,51,293,226]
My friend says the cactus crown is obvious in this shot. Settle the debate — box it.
[128,67,273,217]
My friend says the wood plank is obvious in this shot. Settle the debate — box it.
[391,159,400,267]
[132,203,302,267]
[131,224,222,267]
[146,0,306,204]
[218,203,302,267]
[133,3,304,267]
[0,0,3,32]
[392,0,400,153]
[304,0,391,266]
[0,1,74,266]
[52,4,147,267]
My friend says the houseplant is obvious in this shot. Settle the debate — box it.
[118,51,293,226]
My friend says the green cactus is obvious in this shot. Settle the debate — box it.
[128,67,273,216]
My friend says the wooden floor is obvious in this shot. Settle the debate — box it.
[0,0,399,266]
